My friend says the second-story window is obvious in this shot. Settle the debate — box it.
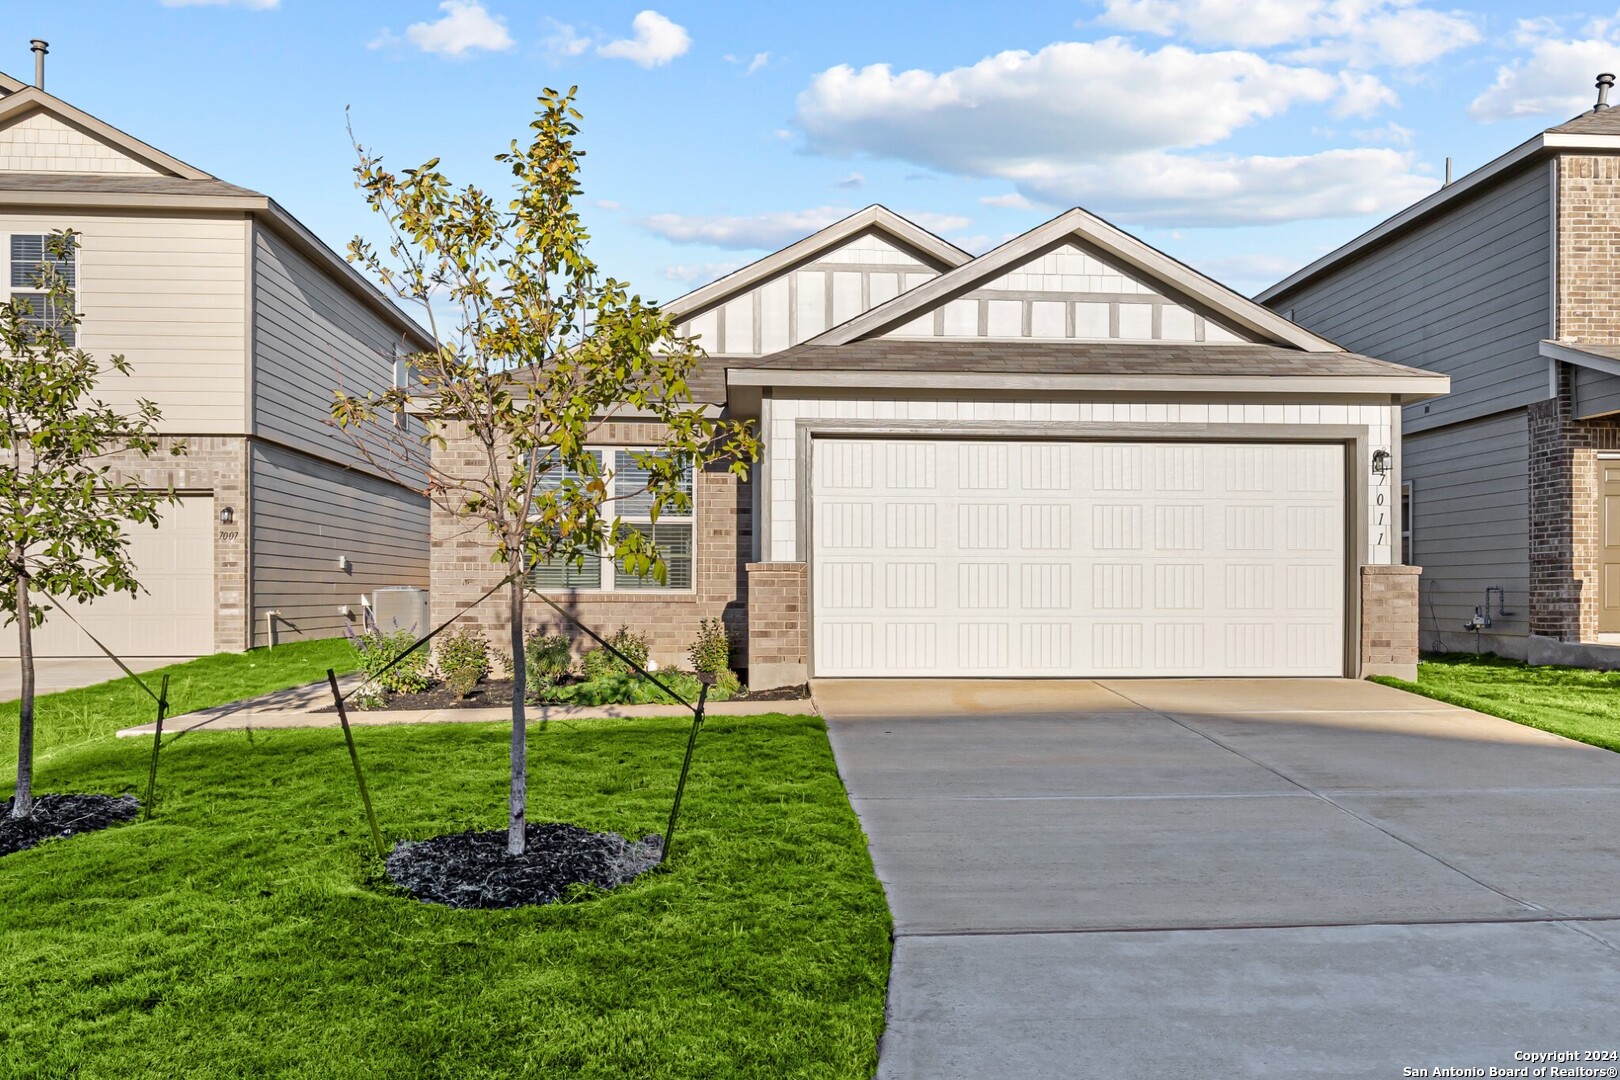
[9,233,77,346]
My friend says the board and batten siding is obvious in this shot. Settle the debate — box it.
[250,442,429,647]
[1275,163,1553,436]
[1403,410,1530,656]
[0,210,247,433]
[251,224,423,482]
[1573,365,1620,419]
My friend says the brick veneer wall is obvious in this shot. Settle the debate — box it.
[1360,564,1421,679]
[744,563,808,689]
[96,435,250,652]
[429,421,752,671]
[1558,154,1620,346]
[1528,369,1620,641]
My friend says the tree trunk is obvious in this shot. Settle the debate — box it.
[11,569,35,819]
[507,575,527,855]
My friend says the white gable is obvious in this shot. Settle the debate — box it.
[0,110,161,176]
[676,231,944,356]
[884,238,1255,344]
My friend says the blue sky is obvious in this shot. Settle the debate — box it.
[12,2,1620,302]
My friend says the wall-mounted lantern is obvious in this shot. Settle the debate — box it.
[219,506,234,525]
[1371,449,1392,477]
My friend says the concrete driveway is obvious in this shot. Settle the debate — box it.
[0,656,181,701]
[816,678,1620,1079]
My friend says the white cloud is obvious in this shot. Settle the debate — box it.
[1353,120,1415,146]
[598,10,690,68]
[160,0,278,7]
[379,1,513,56]
[980,192,1036,209]
[542,17,591,59]
[661,261,747,285]
[728,51,771,75]
[594,199,623,211]
[835,172,865,189]
[1469,19,1620,122]
[1096,0,1481,69]
[638,206,857,249]
[793,38,1427,225]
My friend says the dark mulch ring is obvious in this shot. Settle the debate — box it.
[385,822,664,909]
[0,794,140,858]
[336,676,811,713]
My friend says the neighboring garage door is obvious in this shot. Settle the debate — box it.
[810,439,1345,678]
[2,495,216,658]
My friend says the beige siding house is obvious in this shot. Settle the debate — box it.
[0,68,431,657]
[1261,92,1620,666]
[433,206,1447,686]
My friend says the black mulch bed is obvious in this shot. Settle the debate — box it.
[386,822,663,909]
[0,794,139,858]
[330,677,811,713]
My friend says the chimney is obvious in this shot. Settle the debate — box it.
[1596,72,1615,112]
[29,39,46,90]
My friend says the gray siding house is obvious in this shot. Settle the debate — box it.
[1260,97,1620,663]
[0,63,431,657]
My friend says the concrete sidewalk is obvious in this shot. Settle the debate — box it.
[2,656,184,701]
[816,678,1620,1079]
[117,677,813,737]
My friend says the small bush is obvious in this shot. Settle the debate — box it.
[687,619,731,674]
[544,669,738,707]
[580,625,651,679]
[525,632,573,681]
[437,627,491,698]
[350,628,431,698]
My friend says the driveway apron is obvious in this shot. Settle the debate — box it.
[815,678,1620,1079]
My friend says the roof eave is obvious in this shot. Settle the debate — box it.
[1260,131,1620,305]
[726,367,1450,401]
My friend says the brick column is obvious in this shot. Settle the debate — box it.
[1361,564,1421,680]
[1528,367,1620,642]
[745,562,807,689]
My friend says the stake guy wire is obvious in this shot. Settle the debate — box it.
[527,592,708,866]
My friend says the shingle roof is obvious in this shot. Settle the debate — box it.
[1546,108,1620,135]
[737,339,1439,379]
[0,172,263,198]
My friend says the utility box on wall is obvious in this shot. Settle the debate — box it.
[371,587,429,637]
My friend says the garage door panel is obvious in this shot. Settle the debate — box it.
[811,439,1345,678]
[3,496,214,658]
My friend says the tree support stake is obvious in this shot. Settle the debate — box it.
[328,668,386,860]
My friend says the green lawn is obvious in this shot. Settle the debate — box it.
[1,638,360,774]
[0,712,890,1078]
[1374,653,1620,753]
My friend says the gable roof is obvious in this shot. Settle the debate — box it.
[810,207,1342,353]
[663,205,969,321]
[0,86,212,179]
[0,70,26,95]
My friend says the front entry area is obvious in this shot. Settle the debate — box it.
[809,438,1347,678]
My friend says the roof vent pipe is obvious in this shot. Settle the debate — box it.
[1596,72,1615,112]
[29,39,45,90]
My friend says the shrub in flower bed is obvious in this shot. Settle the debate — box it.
[437,627,491,698]
[536,668,740,707]
[579,626,651,680]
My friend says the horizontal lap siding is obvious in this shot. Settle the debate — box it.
[0,211,247,433]
[251,226,424,485]
[251,442,429,646]
[1277,164,1552,435]
[1573,365,1620,419]
[1404,411,1530,654]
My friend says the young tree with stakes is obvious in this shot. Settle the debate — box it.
[1,230,182,819]
[333,88,758,856]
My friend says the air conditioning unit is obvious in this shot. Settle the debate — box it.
[370,587,429,637]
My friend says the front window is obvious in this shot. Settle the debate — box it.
[527,448,695,592]
[1400,482,1413,566]
[8,233,77,346]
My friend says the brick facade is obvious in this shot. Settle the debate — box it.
[1527,373,1620,641]
[744,562,808,689]
[1558,154,1620,346]
[100,435,250,652]
[1360,564,1421,679]
[429,421,752,672]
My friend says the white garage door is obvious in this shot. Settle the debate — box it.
[2,495,216,659]
[811,439,1345,678]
